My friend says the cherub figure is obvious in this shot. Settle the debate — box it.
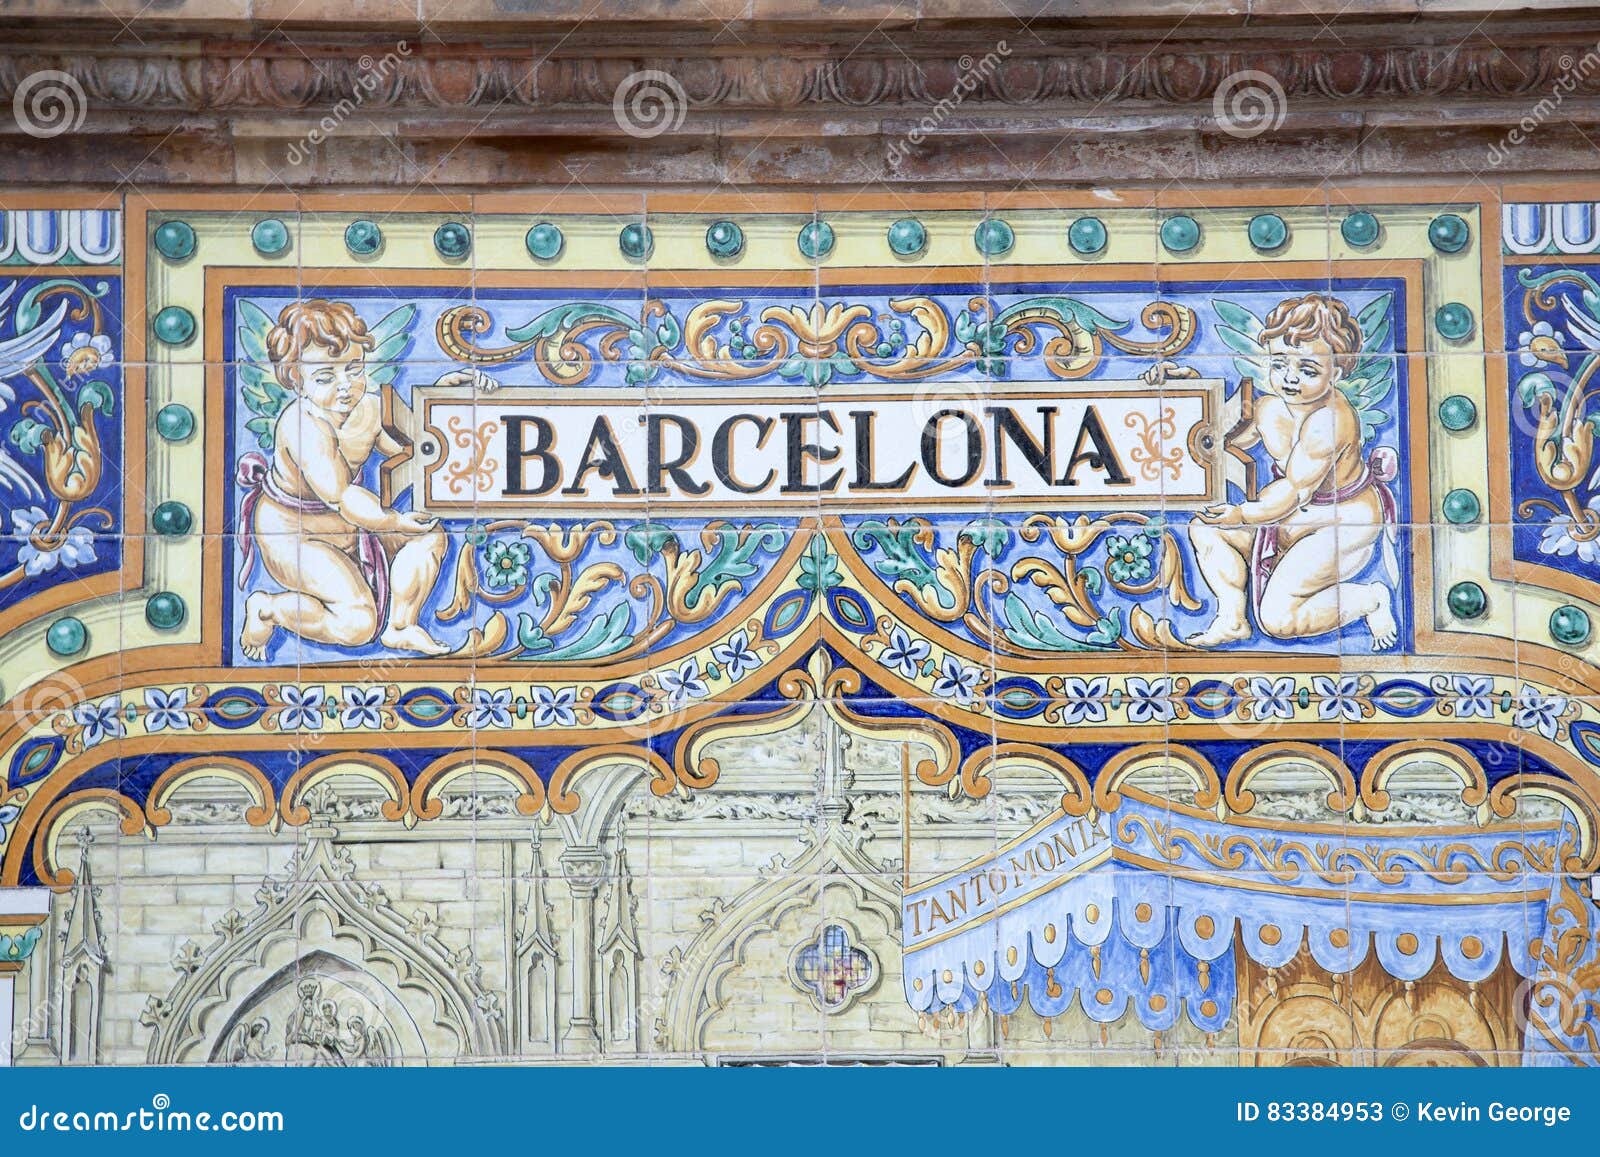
[236,299,494,660]
[1147,292,1398,651]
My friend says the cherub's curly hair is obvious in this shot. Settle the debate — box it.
[1259,293,1362,374]
[266,299,375,391]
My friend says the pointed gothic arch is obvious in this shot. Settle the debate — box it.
[141,837,505,1064]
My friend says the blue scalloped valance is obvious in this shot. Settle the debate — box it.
[902,796,1562,1034]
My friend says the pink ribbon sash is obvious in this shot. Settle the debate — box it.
[1249,447,1398,618]
[236,451,390,641]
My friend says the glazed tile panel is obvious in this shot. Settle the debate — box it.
[0,190,1596,1066]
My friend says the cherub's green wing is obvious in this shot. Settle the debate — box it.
[1212,299,1268,385]
[1338,292,1395,445]
[235,299,287,450]
[365,304,416,388]
[234,302,416,450]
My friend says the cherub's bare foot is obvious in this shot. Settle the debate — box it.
[240,592,276,660]
[1186,619,1253,648]
[1363,583,1398,651]
[380,624,450,656]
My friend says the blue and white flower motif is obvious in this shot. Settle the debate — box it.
[1250,676,1297,721]
[13,507,96,576]
[339,685,387,729]
[879,626,931,681]
[60,331,115,378]
[712,629,762,680]
[0,803,19,843]
[276,686,326,731]
[144,687,192,732]
[467,687,514,730]
[1124,676,1175,724]
[532,685,579,728]
[1517,321,1567,367]
[1058,676,1109,724]
[1450,674,1496,720]
[1537,499,1600,567]
[75,696,123,748]
[1513,683,1568,740]
[660,659,710,709]
[931,655,983,706]
[1312,674,1366,722]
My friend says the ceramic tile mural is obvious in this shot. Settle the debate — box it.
[2,189,1600,1067]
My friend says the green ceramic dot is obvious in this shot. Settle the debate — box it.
[345,219,383,256]
[46,617,86,657]
[1341,211,1380,248]
[618,223,653,260]
[151,500,193,536]
[1428,213,1471,254]
[526,222,564,260]
[251,218,290,256]
[154,220,196,261]
[1447,581,1487,619]
[1442,489,1480,524]
[1435,302,1474,341]
[1438,394,1478,432]
[1550,604,1591,646]
[145,592,187,631]
[887,218,927,257]
[798,221,834,260]
[706,220,744,259]
[1161,215,1201,254]
[155,403,194,441]
[974,218,1014,257]
[152,306,195,346]
[1068,216,1107,255]
[1247,213,1288,252]
[433,221,471,259]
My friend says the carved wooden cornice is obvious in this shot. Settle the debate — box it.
[4,26,1600,117]
[5,14,1600,184]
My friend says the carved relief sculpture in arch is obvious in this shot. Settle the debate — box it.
[140,832,505,1065]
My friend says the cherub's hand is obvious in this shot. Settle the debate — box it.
[1141,360,1199,386]
[392,511,439,535]
[434,367,501,393]
[1196,503,1245,528]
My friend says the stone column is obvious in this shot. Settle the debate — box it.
[0,888,52,1067]
[558,848,607,1054]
